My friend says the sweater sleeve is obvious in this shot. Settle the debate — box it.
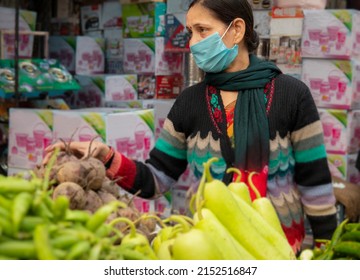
[289,81,337,241]
[106,89,191,199]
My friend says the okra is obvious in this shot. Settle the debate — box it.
[34,224,57,260]
[0,240,37,259]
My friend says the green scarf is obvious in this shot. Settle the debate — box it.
[204,55,281,196]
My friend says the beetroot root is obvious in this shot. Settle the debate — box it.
[83,190,104,213]
[52,182,86,210]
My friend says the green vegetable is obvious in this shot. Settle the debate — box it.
[333,241,360,259]
[34,224,57,260]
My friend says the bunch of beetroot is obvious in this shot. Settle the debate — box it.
[34,138,157,242]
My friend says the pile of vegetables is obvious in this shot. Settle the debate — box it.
[34,140,156,242]
[150,157,296,260]
[1,154,298,260]
[0,154,159,260]
[299,219,360,260]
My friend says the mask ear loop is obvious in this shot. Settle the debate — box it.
[220,21,234,40]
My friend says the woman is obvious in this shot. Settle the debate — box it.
[44,0,337,254]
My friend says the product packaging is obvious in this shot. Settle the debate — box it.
[75,36,105,75]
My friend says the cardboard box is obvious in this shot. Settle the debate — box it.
[138,74,156,99]
[102,1,122,29]
[8,109,54,170]
[164,13,190,52]
[53,108,155,163]
[269,7,303,65]
[105,58,124,74]
[318,109,360,155]
[142,99,174,139]
[346,152,360,184]
[104,28,123,59]
[123,38,155,74]
[301,9,360,60]
[155,74,183,99]
[0,59,80,100]
[80,4,103,33]
[121,1,166,38]
[75,36,105,75]
[327,153,347,180]
[155,37,183,75]
[50,17,80,36]
[49,36,77,74]
[0,7,37,59]
[302,58,360,110]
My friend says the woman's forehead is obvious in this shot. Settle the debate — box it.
[186,4,220,27]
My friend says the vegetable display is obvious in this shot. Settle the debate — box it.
[6,154,355,260]
[299,219,360,260]
[0,148,158,260]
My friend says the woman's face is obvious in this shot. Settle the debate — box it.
[186,4,235,48]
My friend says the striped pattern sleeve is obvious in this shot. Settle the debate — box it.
[290,85,337,240]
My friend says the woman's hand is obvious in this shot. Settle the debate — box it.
[42,140,111,165]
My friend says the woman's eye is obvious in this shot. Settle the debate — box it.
[199,27,206,33]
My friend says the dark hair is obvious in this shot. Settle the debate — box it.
[189,0,259,52]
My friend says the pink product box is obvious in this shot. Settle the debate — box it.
[123,38,155,74]
[142,99,174,140]
[164,13,190,52]
[0,7,37,59]
[106,109,155,162]
[346,153,360,184]
[154,193,172,218]
[49,36,76,74]
[302,59,360,110]
[70,75,107,109]
[53,110,107,144]
[104,74,138,102]
[8,109,53,170]
[318,109,352,154]
[301,9,360,59]
[327,153,348,180]
[155,37,183,75]
[348,110,360,154]
[75,36,105,75]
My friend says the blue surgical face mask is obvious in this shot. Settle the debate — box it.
[190,21,238,73]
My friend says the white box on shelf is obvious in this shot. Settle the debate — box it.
[102,1,122,29]
[123,38,155,74]
[0,7,37,59]
[301,9,360,59]
[49,36,77,74]
[75,36,105,75]
[53,108,155,163]
[80,4,102,33]
[318,108,360,155]
[302,58,360,110]
[8,109,53,170]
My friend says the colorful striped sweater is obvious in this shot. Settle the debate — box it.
[108,74,337,253]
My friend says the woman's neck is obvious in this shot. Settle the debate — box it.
[225,47,250,73]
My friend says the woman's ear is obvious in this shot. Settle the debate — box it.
[232,18,246,44]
